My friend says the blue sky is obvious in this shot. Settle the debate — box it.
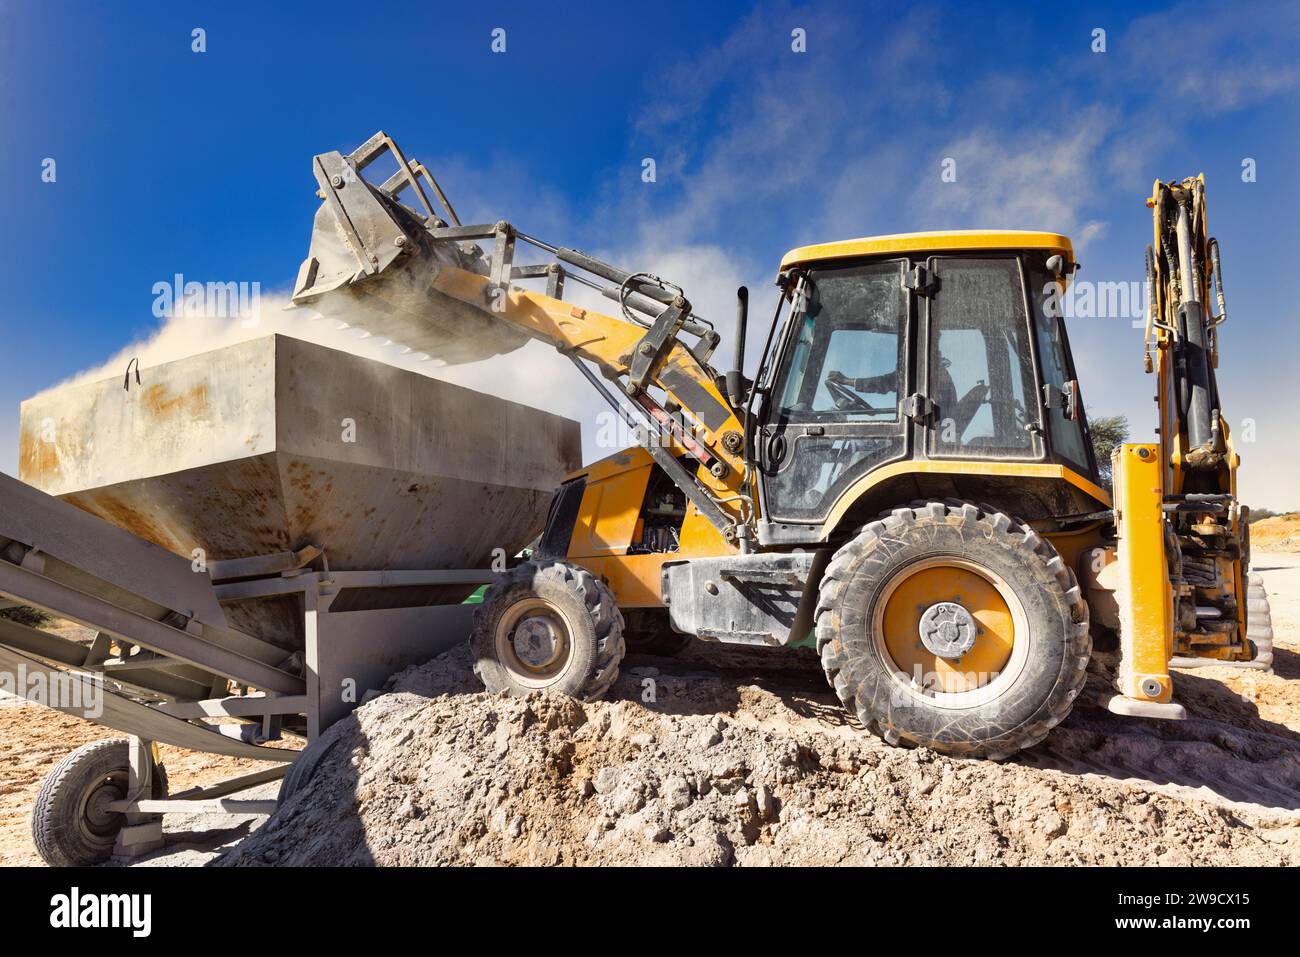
[2,1,1298,505]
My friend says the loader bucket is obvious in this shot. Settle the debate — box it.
[291,139,528,365]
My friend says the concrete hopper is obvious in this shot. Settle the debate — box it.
[19,335,581,643]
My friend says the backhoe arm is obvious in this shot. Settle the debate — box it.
[290,132,752,543]
[1145,174,1231,481]
[1108,173,1254,720]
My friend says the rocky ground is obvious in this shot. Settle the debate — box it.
[213,552,1300,867]
[3,552,1298,867]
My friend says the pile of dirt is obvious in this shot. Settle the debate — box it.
[1252,514,1300,551]
[218,640,1300,867]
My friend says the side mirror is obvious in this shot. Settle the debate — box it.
[1065,379,1080,421]
[1042,380,1080,420]
[1046,254,1080,280]
[726,286,749,407]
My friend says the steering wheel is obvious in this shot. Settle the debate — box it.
[825,378,878,414]
[988,395,1027,429]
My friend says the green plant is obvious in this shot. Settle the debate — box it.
[0,605,53,628]
[1089,414,1129,488]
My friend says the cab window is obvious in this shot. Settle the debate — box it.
[774,261,906,422]
[1027,259,1091,470]
[927,258,1039,458]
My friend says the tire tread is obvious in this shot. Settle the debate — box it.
[815,500,1091,759]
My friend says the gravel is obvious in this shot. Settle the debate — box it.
[216,639,1300,867]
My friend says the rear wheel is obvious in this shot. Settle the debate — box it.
[472,561,625,701]
[1245,572,1274,672]
[32,739,168,866]
[1170,571,1274,671]
[816,501,1090,759]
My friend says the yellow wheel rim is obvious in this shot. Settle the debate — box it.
[877,558,1020,697]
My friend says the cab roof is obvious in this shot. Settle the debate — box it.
[779,229,1074,271]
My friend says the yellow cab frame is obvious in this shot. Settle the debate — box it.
[541,230,1123,651]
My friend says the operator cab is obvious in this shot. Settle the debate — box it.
[752,231,1104,544]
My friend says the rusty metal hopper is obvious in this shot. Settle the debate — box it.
[19,334,580,576]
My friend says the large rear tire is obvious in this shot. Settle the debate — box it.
[32,739,168,866]
[816,501,1091,759]
[472,561,625,702]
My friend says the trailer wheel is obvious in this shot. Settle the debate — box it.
[472,561,625,701]
[816,501,1091,760]
[32,739,168,867]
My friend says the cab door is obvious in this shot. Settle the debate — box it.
[920,256,1043,461]
[756,258,913,528]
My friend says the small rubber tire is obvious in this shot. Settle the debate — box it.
[32,739,168,867]
[816,501,1091,759]
[472,561,625,701]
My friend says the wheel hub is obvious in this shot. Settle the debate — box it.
[513,615,563,669]
[79,774,126,839]
[918,601,978,660]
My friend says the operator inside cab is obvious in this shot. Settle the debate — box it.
[826,360,989,445]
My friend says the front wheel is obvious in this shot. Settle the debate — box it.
[472,561,625,701]
[32,739,168,866]
[816,501,1091,759]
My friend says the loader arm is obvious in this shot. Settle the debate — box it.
[290,132,752,544]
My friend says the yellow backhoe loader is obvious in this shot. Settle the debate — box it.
[292,133,1270,759]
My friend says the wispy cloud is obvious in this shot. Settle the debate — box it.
[1116,1,1300,112]
[914,105,1122,245]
